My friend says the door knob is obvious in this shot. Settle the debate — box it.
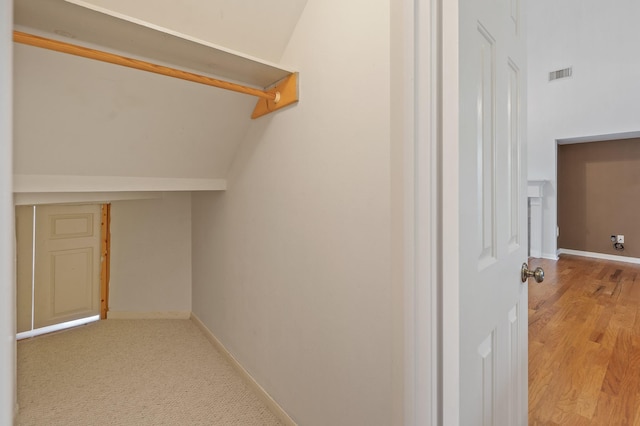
[521,263,544,283]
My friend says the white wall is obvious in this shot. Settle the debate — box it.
[527,0,640,257]
[191,0,393,424]
[109,192,192,315]
[0,0,16,421]
[13,44,254,180]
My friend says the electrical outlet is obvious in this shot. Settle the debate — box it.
[618,235,625,244]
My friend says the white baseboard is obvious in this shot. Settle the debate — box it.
[557,249,640,265]
[190,313,296,426]
[106,311,191,320]
[529,253,559,260]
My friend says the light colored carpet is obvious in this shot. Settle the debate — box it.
[17,319,283,426]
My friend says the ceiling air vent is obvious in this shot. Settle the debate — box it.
[549,67,572,82]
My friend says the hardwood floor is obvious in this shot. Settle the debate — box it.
[529,255,640,425]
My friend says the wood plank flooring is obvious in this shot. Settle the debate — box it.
[529,255,640,425]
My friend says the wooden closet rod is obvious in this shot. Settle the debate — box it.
[13,31,278,101]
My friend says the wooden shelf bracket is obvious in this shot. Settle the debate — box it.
[13,30,299,119]
[252,72,299,119]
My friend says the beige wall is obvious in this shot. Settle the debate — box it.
[191,0,393,424]
[13,44,253,180]
[109,193,192,314]
[558,138,640,258]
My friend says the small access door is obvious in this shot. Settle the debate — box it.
[16,204,103,335]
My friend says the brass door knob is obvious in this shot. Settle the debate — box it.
[521,263,544,283]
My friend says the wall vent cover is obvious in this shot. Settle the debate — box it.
[549,67,573,81]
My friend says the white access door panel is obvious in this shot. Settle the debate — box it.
[457,0,529,423]
[33,204,101,329]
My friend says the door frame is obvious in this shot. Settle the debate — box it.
[100,203,111,319]
[397,0,445,424]
[440,0,462,423]
[0,1,14,420]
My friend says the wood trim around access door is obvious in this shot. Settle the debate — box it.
[100,204,111,319]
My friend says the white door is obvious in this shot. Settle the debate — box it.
[442,0,536,424]
[33,204,101,329]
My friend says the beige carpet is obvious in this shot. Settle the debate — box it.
[17,319,283,425]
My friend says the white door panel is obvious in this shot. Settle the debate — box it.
[33,204,101,329]
[455,0,529,423]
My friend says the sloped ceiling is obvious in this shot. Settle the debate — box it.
[12,0,307,190]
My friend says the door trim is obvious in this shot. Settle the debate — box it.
[440,0,461,423]
[399,0,443,424]
[100,203,110,319]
